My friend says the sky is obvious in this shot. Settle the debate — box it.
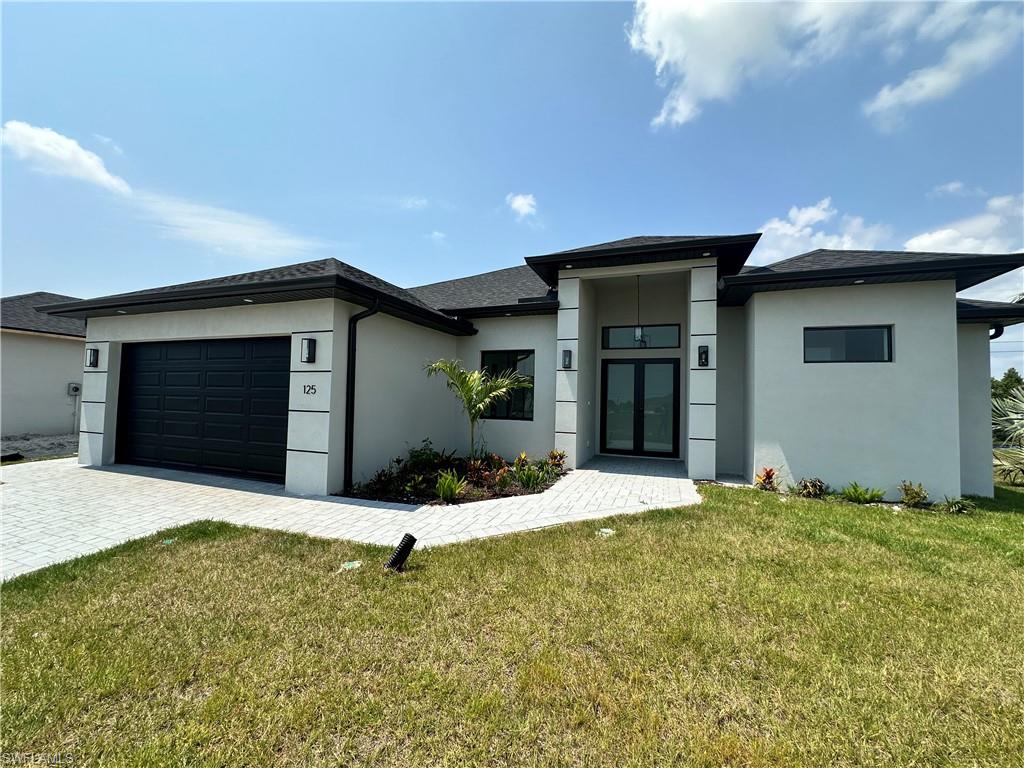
[2,1,1022,375]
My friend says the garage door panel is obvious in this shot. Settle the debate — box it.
[117,338,289,482]
[165,395,202,413]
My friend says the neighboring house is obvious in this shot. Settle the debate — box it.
[1,292,87,437]
[42,236,1024,500]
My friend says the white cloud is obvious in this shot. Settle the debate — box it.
[427,230,447,245]
[749,197,891,266]
[93,133,124,156]
[505,192,537,220]
[929,180,987,198]
[400,196,429,210]
[627,1,1021,128]
[3,120,324,262]
[2,120,131,195]
[864,4,1023,129]
[136,193,325,262]
[905,194,1024,254]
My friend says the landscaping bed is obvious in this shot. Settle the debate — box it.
[345,440,568,504]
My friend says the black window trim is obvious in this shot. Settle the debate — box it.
[601,323,681,350]
[803,324,894,364]
[480,349,535,421]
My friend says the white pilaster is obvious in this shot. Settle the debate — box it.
[555,276,580,468]
[688,265,717,479]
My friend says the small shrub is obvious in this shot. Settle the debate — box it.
[513,451,530,471]
[898,480,929,508]
[754,467,779,493]
[435,470,467,503]
[465,458,487,486]
[939,496,976,515]
[792,477,828,499]
[493,466,514,491]
[511,462,547,491]
[547,450,567,471]
[840,482,886,504]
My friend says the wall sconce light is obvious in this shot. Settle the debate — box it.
[698,345,709,367]
[300,338,316,364]
[562,349,573,369]
[85,348,99,368]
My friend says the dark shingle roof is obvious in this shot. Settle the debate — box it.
[1,292,86,337]
[543,235,722,257]
[956,297,1024,326]
[742,249,1022,275]
[42,258,475,335]
[408,265,553,311]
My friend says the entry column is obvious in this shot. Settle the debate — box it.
[554,276,580,468]
[687,265,717,479]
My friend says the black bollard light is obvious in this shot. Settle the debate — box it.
[384,533,417,571]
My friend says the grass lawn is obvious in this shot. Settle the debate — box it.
[3,484,1023,766]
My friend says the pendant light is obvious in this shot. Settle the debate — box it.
[634,275,646,347]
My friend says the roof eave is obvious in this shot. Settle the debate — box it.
[439,301,560,319]
[41,274,477,337]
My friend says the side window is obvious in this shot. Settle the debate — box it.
[804,326,893,363]
[481,350,535,420]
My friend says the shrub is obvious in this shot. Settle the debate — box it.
[840,482,886,504]
[792,477,828,499]
[547,450,567,471]
[511,462,548,491]
[939,496,976,515]
[435,470,467,503]
[754,467,779,492]
[898,480,929,508]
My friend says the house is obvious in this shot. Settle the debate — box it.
[42,235,1024,499]
[1,292,86,437]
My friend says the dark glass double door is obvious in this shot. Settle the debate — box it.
[600,359,680,457]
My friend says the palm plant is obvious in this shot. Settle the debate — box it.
[425,359,532,456]
[993,386,1024,485]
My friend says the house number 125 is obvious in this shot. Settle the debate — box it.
[303,384,317,395]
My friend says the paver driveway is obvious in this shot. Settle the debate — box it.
[1,456,700,580]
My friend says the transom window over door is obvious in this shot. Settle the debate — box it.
[602,324,680,350]
[481,350,535,420]
[804,326,893,363]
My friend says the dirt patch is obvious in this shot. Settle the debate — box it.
[1,432,78,461]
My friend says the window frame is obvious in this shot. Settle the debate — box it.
[803,324,894,364]
[479,349,535,421]
[601,324,681,350]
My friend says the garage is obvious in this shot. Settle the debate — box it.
[115,337,290,482]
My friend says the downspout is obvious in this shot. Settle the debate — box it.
[343,300,380,494]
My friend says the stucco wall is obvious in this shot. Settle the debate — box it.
[716,307,746,476]
[0,330,85,436]
[958,323,994,496]
[575,280,598,464]
[454,314,556,460]
[351,312,460,481]
[747,281,962,499]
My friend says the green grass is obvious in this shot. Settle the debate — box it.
[3,485,1023,766]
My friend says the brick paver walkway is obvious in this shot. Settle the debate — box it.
[1,456,699,580]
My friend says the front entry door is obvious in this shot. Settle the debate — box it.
[600,359,680,457]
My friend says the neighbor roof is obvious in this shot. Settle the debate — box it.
[408,265,556,317]
[956,298,1024,326]
[1,292,86,338]
[42,258,475,336]
[525,234,762,284]
[721,249,1024,305]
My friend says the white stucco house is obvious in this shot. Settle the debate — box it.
[1,292,86,438]
[42,235,1023,500]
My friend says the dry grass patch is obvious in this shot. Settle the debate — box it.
[2,485,1023,766]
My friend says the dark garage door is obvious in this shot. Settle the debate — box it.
[116,337,290,482]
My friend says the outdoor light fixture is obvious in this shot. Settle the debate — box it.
[698,345,709,368]
[300,337,316,364]
[85,348,99,368]
[385,533,417,571]
[562,349,573,369]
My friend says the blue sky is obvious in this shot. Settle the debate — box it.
[2,2,1022,373]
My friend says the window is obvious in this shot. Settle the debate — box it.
[602,324,680,350]
[804,326,893,363]
[481,350,535,420]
